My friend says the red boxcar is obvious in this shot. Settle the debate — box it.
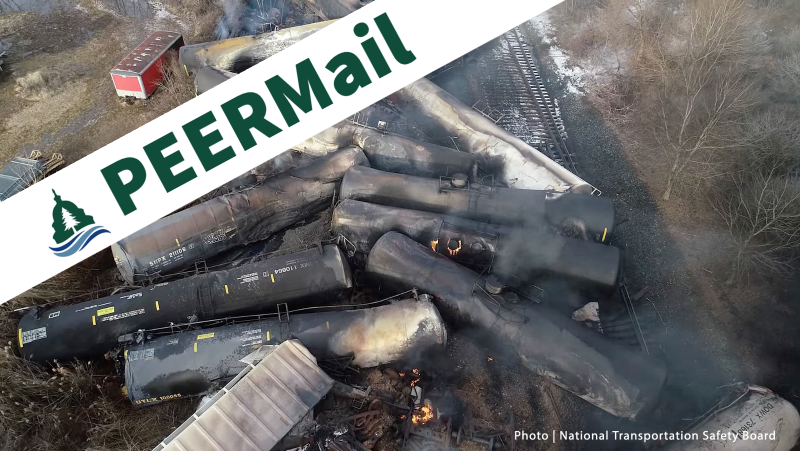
[110,31,184,99]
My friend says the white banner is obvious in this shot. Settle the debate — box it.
[0,0,562,303]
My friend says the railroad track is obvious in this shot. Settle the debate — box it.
[500,27,578,175]
[499,29,650,352]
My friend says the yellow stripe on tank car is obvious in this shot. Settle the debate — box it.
[266,331,270,341]
[601,228,608,243]
[194,342,198,352]
[155,301,160,311]
[92,316,96,326]
[18,329,22,348]
[270,274,275,283]
[224,285,229,294]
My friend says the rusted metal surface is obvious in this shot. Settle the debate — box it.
[111,31,184,99]
[347,410,383,434]
[112,31,183,74]
[365,232,665,420]
[112,147,368,283]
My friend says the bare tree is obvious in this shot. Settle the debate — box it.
[640,0,767,200]
[715,161,800,283]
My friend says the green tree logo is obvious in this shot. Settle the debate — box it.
[51,190,95,244]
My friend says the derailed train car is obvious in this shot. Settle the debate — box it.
[190,66,479,179]
[112,147,368,283]
[179,20,336,75]
[365,232,665,420]
[194,66,235,95]
[664,385,800,451]
[293,121,478,178]
[333,199,620,290]
[340,166,615,242]
[124,298,446,406]
[389,78,593,193]
[18,245,352,363]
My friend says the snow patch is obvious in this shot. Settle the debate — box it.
[529,11,554,45]
[528,12,585,96]
[148,0,189,31]
[90,0,121,17]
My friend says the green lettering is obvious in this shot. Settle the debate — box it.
[183,111,235,171]
[220,92,282,151]
[326,52,372,96]
[143,132,197,193]
[375,13,416,65]
[265,59,332,127]
[355,23,391,78]
[100,157,147,215]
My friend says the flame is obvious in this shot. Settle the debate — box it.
[400,415,407,420]
[412,404,434,425]
[447,239,462,256]
[399,372,406,378]
[409,368,421,387]
[430,240,438,252]
[487,357,493,362]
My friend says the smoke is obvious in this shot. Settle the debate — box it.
[216,0,283,40]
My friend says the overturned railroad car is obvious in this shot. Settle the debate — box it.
[389,78,593,193]
[194,66,235,95]
[340,166,615,242]
[365,232,665,420]
[665,385,799,451]
[191,66,480,179]
[112,147,368,283]
[124,298,447,406]
[179,20,336,75]
[293,121,477,178]
[333,200,620,290]
[17,245,352,363]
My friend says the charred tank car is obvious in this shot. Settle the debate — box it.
[179,21,336,75]
[18,245,352,363]
[333,200,620,290]
[663,385,800,451]
[340,166,615,243]
[124,299,447,406]
[365,232,665,420]
[388,78,593,193]
[112,147,368,283]
[293,121,478,178]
